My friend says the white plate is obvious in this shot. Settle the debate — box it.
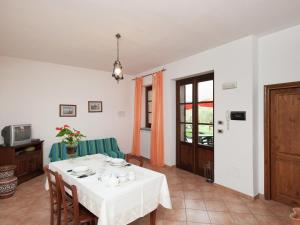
[73,166,89,173]
[109,162,127,167]
[117,171,127,177]
[110,158,125,164]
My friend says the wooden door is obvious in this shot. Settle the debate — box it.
[265,81,300,206]
[176,73,214,177]
[195,78,214,176]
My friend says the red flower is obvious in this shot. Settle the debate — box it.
[56,127,62,131]
[64,124,70,128]
[76,131,80,134]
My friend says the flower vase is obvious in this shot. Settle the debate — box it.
[66,145,77,159]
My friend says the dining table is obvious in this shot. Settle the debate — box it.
[46,154,172,225]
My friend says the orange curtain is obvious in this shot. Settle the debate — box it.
[132,77,143,156]
[150,71,164,166]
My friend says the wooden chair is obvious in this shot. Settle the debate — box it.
[125,154,144,167]
[57,174,97,225]
[44,165,62,225]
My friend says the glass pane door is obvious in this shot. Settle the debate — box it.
[176,73,214,177]
[179,83,193,143]
[197,80,214,147]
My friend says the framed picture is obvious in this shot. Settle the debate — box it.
[59,104,77,117]
[88,101,102,112]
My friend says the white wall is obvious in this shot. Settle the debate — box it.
[138,25,300,197]
[0,56,133,165]
[257,25,300,193]
[139,36,257,197]
[2,24,300,197]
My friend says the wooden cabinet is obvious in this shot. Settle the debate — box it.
[0,141,44,184]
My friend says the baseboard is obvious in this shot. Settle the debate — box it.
[213,183,260,200]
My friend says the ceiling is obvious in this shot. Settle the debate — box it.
[1,0,300,74]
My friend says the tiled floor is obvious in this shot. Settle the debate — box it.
[0,164,293,225]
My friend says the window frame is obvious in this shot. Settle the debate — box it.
[145,85,152,128]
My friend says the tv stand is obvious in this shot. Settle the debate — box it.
[0,140,44,184]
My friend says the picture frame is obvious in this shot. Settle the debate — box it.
[59,104,77,117]
[88,101,103,113]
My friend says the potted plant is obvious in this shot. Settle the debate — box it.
[56,125,85,156]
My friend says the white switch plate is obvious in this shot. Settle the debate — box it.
[222,81,237,90]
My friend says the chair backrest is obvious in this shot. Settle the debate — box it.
[43,165,61,212]
[126,154,144,167]
[57,174,80,225]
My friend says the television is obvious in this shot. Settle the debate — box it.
[1,124,32,146]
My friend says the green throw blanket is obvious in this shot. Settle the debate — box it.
[49,137,125,162]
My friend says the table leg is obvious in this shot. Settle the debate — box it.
[150,209,157,225]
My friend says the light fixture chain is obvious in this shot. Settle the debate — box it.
[117,36,119,60]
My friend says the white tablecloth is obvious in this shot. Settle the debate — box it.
[47,154,172,225]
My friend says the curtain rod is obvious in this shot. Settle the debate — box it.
[131,68,166,80]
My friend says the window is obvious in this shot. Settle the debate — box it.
[145,86,152,128]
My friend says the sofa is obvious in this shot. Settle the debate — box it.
[49,137,125,162]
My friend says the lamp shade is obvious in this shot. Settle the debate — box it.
[112,33,124,82]
[112,60,123,81]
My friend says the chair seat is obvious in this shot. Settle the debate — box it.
[79,205,97,224]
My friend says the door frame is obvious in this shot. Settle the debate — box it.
[264,81,300,200]
[176,72,214,174]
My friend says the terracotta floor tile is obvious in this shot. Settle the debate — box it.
[221,195,244,204]
[185,199,206,210]
[231,213,258,225]
[224,202,250,213]
[248,206,273,216]
[184,183,201,191]
[163,209,187,221]
[269,205,292,217]
[202,192,221,201]
[205,200,228,212]
[201,185,216,192]
[208,212,234,224]
[186,209,211,223]
[184,191,203,200]
[170,184,184,191]
[171,190,185,198]
[187,223,211,225]
[168,177,184,185]
[246,200,269,210]
[172,197,186,209]
[163,220,187,225]
[254,215,286,225]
